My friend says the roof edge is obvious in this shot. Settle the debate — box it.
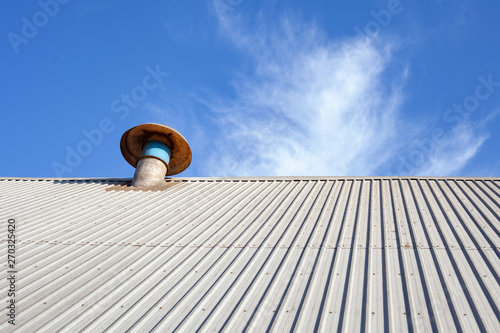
[1,176,499,181]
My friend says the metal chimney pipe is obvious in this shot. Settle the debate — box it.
[131,140,171,187]
[120,124,192,187]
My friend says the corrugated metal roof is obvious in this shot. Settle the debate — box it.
[1,177,499,332]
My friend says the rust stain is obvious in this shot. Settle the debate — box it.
[105,181,181,192]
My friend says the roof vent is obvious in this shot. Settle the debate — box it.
[120,123,192,187]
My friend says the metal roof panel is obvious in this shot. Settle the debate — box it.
[0,177,499,332]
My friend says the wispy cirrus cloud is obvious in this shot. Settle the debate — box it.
[400,107,498,176]
[185,5,494,177]
[413,125,487,176]
[203,10,406,176]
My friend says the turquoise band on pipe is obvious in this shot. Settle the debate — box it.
[141,140,172,165]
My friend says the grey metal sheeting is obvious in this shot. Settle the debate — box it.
[0,177,499,332]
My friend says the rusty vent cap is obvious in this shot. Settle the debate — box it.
[120,123,192,176]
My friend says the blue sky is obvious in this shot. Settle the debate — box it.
[1,0,499,178]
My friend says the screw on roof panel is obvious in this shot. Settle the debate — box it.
[120,123,191,187]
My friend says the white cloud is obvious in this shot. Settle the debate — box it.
[404,108,498,176]
[185,5,494,177]
[413,125,488,176]
[205,12,406,176]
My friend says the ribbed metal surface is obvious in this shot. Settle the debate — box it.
[0,177,499,332]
